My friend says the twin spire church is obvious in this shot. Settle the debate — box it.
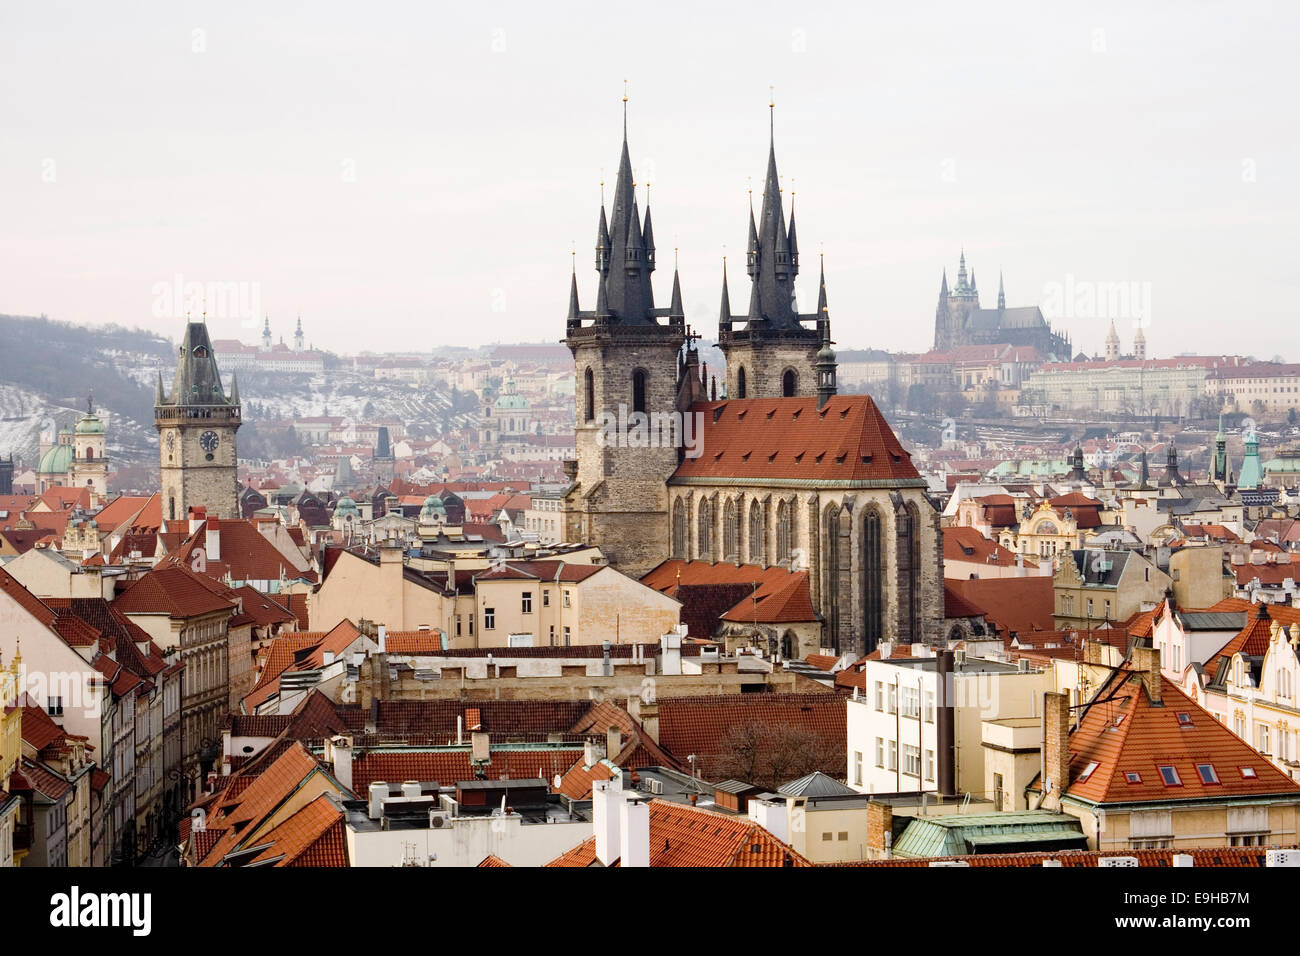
[561,99,943,656]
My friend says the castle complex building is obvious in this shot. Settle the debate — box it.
[155,320,242,520]
[561,102,942,655]
[932,254,1071,358]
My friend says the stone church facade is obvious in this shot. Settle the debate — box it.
[561,104,943,654]
[933,252,1072,358]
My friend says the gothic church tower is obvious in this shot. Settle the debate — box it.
[717,104,827,400]
[156,320,242,521]
[562,99,686,578]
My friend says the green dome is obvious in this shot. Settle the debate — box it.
[494,381,528,410]
[335,495,359,516]
[420,494,446,516]
[37,443,73,475]
[75,412,105,436]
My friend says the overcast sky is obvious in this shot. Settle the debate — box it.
[1,1,1296,358]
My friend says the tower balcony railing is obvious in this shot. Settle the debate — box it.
[566,314,686,338]
[154,405,242,422]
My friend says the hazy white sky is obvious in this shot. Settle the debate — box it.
[1,1,1296,358]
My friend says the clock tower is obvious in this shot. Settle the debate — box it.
[155,319,242,520]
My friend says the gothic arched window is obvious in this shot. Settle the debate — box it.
[863,507,884,650]
[776,499,792,566]
[782,369,797,397]
[723,498,739,562]
[748,500,764,564]
[737,366,747,399]
[632,369,647,415]
[697,498,714,561]
[672,498,686,559]
[584,367,594,422]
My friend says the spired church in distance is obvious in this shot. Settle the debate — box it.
[155,319,243,521]
[561,100,943,656]
[932,252,1072,358]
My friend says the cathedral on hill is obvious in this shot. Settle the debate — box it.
[561,101,942,656]
[932,253,1071,358]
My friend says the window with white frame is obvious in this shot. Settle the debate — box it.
[924,690,935,723]
[887,684,897,715]
[925,749,935,782]
[887,740,897,772]
[901,686,920,719]
[874,738,884,768]
[854,751,862,786]
[484,607,495,630]
[874,682,885,712]
[903,744,921,777]
[1259,724,1271,754]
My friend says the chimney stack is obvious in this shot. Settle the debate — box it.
[1043,691,1071,805]
[606,725,623,760]
[593,775,624,866]
[205,516,221,562]
[329,735,353,793]
[619,794,651,868]
[1131,644,1162,704]
[936,650,957,797]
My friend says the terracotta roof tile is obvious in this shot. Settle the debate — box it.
[672,395,920,483]
[546,799,811,867]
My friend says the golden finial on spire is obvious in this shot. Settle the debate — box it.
[623,79,628,103]
[769,84,775,109]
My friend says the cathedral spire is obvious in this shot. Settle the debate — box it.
[641,187,656,273]
[997,271,1005,310]
[815,274,837,410]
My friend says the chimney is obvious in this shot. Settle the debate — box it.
[329,735,353,792]
[936,650,957,797]
[637,699,659,744]
[602,640,612,677]
[879,641,892,660]
[377,624,387,653]
[619,794,651,868]
[1131,644,1162,704]
[866,801,894,859]
[584,738,606,767]
[205,516,221,562]
[592,775,624,866]
[1082,639,1106,666]
[1043,691,1071,804]
[368,782,387,820]
[606,725,622,759]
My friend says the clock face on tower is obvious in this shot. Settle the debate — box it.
[200,430,220,453]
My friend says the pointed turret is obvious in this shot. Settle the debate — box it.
[719,260,733,331]
[1138,449,1151,489]
[997,271,1006,310]
[164,320,235,408]
[816,254,829,322]
[641,196,656,273]
[815,298,837,410]
[669,265,684,319]
[596,204,610,275]
[957,250,969,291]
[229,372,240,405]
[568,261,581,319]
[787,200,800,277]
[745,200,760,278]
[155,371,166,405]
[595,275,610,317]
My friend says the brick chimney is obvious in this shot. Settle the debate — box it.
[1042,691,1071,805]
[1131,644,1162,704]
[628,696,660,744]
[866,801,894,859]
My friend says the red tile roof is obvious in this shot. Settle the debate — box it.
[477,854,512,867]
[350,747,583,791]
[671,395,920,483]
[245,793,348,867]
[655,693,845,777]
[113,564,235,619]
[545,799,811,867]
[944,576,1055,639]
[1055,662,1300,805]
[642,560,815,626]
[943,526,1033,569]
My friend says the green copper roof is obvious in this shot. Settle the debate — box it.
[37,443,73,475]
[891,810,1088,859]
[1238,440,1264,489]
[74,412,104,435]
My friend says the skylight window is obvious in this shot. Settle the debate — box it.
[1241,767,1258,779]
[1158,765,1182,787]
[1125,771,1142,784]
[1176,712,1193,727]
[1078,761,1100,782]
[1196,763,1220,785]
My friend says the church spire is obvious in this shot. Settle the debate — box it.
[568,253,581,320]
[997,271,1005,310]
[719,258,732,330]
[815,270,837,410]
[641,186,655,273]
[669,252,684,319]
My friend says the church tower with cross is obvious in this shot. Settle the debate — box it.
[155,317,242,521]
[562,90,689,577]
[717,95,829,401]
